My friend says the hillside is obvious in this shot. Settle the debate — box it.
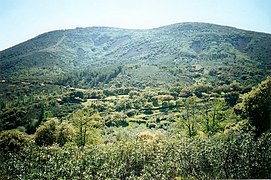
[1,23,271,179]
[1,22,271,88]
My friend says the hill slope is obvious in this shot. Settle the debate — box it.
[1,23,271,179]
[1,22,271,88]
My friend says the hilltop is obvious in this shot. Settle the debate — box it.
[0,22,270,88]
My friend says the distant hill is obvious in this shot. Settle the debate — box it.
[1,22,271,88]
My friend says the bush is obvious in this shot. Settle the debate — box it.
[224,91,239,106]
[35,118,58,146]
[105,113,128,127]
[1,131,271,179]
[57,121,75,147]
[235,77,271,135]
[0,130,28,152]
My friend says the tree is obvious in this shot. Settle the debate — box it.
[35,118,58,146]
[70,108,102,147]
[71,109,89,147]
[0,130,28,152]
[179,96,198,137]
[203,99,225,135]
[151,96,159,107]
[38,103,46,123]
[105,112,128,127]
[0,100,6,110]
[224,91,239,106]
[57,121,75,147]
[235,77,271,135]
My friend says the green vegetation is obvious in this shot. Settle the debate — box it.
[1,23,270,88]
[0,23,271,178]
[235,77,271,135]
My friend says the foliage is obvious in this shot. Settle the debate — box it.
[178,96,198,137]
[0,126,270,179]
[1,23,270,89]
[224,91,239,106]
[57,121,76,147]
[105,112,129,127]
[0,23,271,179]
[69,109,103,146]
[0,129,28,152]
[57,66,123,88]
[235,76,271,135]
[35,118,58,146]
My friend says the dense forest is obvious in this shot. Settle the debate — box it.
[0,23,271,179]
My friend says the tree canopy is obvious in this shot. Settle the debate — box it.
[235,76,271,135]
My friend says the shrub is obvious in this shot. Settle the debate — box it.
[35,118,58,146]
[235,77,271,135]
[57,121,75,147]
[224,91,239,106]
[0,130,28,152]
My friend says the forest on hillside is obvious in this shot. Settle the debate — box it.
[0,23,271,179]
[0,75,270,179]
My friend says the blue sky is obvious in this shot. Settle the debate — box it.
[0,0,270,51]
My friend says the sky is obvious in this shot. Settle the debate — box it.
[0,0,271,51]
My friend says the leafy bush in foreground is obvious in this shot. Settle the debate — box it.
[1,121,270,179]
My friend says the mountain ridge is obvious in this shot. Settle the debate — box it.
[1,22,271,88]
[1,22,271,53]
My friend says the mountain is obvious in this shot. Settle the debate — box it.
[2,23,271,179]
[1,22,271,88]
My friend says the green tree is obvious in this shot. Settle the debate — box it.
[38,103,46,123]
[179,96,198,137]
[224,91,239,106]
[105,112,128,127]
[144,102,153,114]
[235,77,271,135]
[0,99,6,110]
[57,121,75,147]
[70,109,102,147]
[35,118,58,146]
[203,99,225,135]
[0,130,28,152]
[151,96,159,107]
[71,109,89,147]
